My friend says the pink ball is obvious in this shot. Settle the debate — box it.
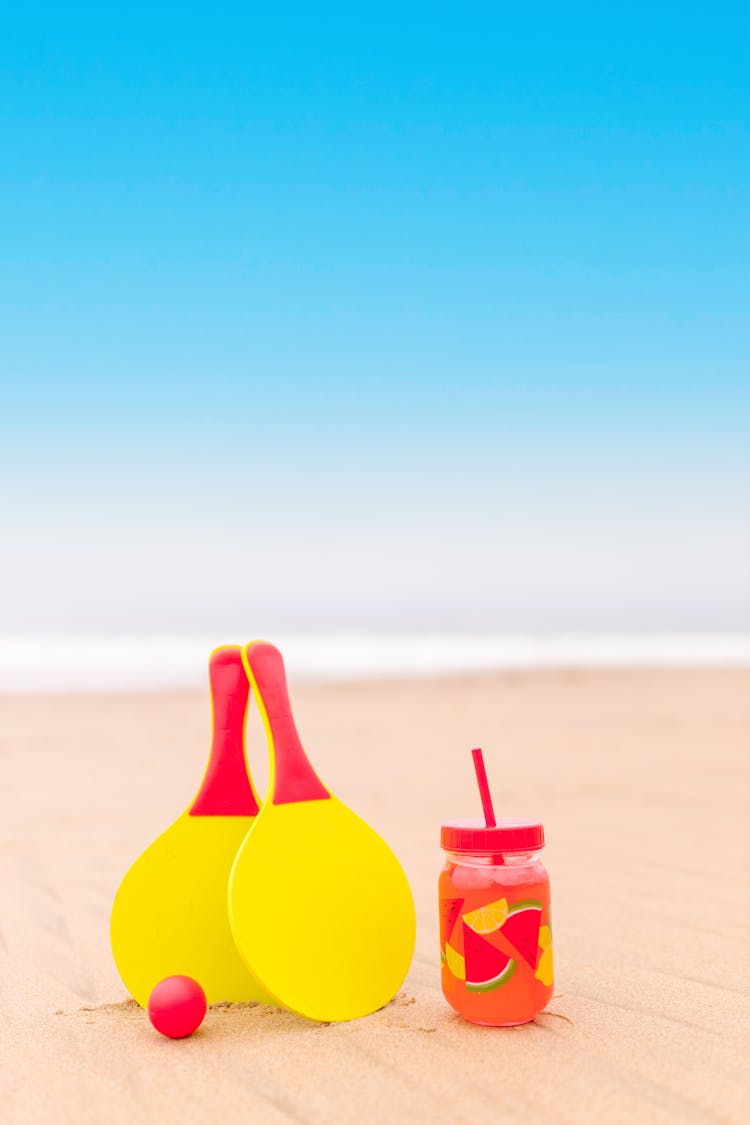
[148,975,207,1039]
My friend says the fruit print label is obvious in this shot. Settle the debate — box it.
[439,875,554,1025]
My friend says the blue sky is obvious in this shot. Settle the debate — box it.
[1,3,748,634]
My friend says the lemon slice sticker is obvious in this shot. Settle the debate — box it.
[535,945,554,986]
[462,897,509,934]
[445,943,466,981]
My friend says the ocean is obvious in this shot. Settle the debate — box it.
[1,633,748,692]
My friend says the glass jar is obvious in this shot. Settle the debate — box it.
[439,818,554,1026]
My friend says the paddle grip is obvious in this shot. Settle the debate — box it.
[190,646,261,816]
[244,643,330,805]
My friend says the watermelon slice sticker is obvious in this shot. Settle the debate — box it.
[463,923,516,993]
[500,899,542,969]
[440,897,464,952]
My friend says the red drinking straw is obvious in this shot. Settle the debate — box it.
[471,746,496,828]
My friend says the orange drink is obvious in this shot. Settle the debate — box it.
[439,752,553,1025]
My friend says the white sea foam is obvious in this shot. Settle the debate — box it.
[0,633,748,692]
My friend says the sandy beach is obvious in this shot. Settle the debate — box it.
[1,668,748,1124]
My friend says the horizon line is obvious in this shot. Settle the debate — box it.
[0,630,748,693]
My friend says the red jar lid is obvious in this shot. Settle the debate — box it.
[441,817,545,854]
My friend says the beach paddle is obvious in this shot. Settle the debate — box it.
[110,645,274,1007]
[228,641,416,1022]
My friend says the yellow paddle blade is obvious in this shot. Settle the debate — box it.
[228,796,416,1022]
[110,645,272,1008]
[111,812,274,1007]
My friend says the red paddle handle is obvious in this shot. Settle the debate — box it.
[190,646,261,816]
[244,642,330,805]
